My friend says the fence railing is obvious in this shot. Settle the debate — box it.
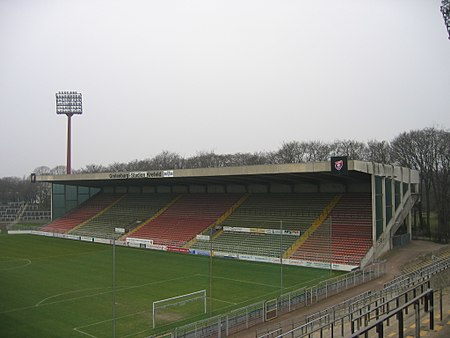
[273,280,431,338]
[258,253,450,338]
[384,255,450,291]
[168,262,385,338]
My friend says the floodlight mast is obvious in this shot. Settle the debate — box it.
[55,91,82,175]
[442,0,450,39]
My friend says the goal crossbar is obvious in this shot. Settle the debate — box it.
[152,290,207,328]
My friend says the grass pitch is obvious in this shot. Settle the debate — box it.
[0,234,342,337]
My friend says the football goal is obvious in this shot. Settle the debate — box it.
[152,290,207,328]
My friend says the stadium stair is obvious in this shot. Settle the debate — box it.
[183,193,249,249]
[190,193,336,258]
[68,194,126,234]
[124,194,244,247]
[289,193,373,266]
[70,193,177,239]
[283,194,341,259]
[122,194,182,240]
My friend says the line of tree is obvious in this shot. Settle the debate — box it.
[1,127,448,237]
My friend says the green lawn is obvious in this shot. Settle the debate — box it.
[0,234,340,337]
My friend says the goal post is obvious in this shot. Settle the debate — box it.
[152,290,207,328]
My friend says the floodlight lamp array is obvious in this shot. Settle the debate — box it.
[442,0,450,39]
[56,91,83,115]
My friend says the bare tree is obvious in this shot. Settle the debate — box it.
[125,159,149,171]
[231,152,272,166]
[33,166,51,175]
[275,141,304,163]
[367,140,391,164]
[391,128,445,235]
[107,162,128,172]
[330,139,368,160]
[78,164,108,173]
[30,167,51,208]
[264,151,280,165]
[430,129,450,241]
[149,150,184,169]
[302,141,332,162]
[51,165,67,175]
[185,151,222,168]
[0,177,21,203]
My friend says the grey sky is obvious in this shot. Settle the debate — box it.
[0,0,449,178]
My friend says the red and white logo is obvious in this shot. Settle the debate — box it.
[334,160,344,171]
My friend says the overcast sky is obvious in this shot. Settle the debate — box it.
[0,0,449,178]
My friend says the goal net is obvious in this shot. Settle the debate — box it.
[152,290,207,328]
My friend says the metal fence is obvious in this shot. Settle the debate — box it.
[166,262,385,338]
[257,254,450,338]
[272,280,432,338]
[384,255,450,291]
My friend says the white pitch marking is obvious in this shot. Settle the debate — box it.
[35,288,104,307]
[73,327,99,338]
[1,274,196,315]
[0,257,32,271]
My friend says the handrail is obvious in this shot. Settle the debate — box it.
[349,289,434,338]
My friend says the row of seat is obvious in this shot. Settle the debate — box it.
[189,193,336,258]
[40,192,374,267]
[223,193,334,231]
[192,232,298,258]
[41,194,123,233]
[290,193,372,265]
[70,194,175,239]
[1,202,51,222]
[126,194,243,245]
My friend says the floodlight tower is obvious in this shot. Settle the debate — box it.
[56,91,83,175]
[442,0,450,39]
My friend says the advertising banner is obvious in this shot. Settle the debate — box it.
[284,259,357,271]
[81,236,94,242]
[114,227,126,234]
[94,238,110,244]
[189,249,211,256]
[213,251,238,259]
[126,237,153,246]
[167,246,189,254]
[66,234,81,241]
[223,226,300,236]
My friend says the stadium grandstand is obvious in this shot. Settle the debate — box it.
[0,201,50,224]
[35,158,419,271]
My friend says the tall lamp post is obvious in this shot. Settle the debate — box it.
[280,220,283,297]
[56,91,82,174]
[112,227,124,338]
